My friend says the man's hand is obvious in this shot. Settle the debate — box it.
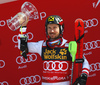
[73,73,87,85]
[21,18,29,26]
[19,14,29,26]
[20,36,28,59]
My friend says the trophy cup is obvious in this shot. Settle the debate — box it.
[7,2,38,31]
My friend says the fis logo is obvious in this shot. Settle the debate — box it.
[93,0,100,8]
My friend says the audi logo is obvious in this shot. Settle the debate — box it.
[0,81,9,85]
[43,61,68,71]
[83,18,98,29]
[0,60,5,68]
[90,62,100,72]
[16,54,37,64]
[19,75,41,85]
[83,40,100,51]
[12,32,34,43]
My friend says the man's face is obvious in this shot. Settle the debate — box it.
[47,24,60,40]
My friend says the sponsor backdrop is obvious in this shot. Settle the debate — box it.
[0,0,100,85]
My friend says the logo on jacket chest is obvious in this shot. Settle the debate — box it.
[42,47,71,61]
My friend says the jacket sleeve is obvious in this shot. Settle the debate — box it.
[82,55,90,76]
[27,41,44,56]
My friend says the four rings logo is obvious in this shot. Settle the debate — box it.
[43,61,68,71]
[90,62,100,72]
[0,81,9,85]
[0,60,5,68]
[16,54,37,64]
[83,18,98,29]
[19,75,41,85]
[12,32,34,43]
[83,40,100,51]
